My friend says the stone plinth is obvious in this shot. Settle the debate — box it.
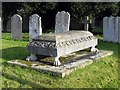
[27,31,98,66]
[7,50,113,78]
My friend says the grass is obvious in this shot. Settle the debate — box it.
[0,32,119,88]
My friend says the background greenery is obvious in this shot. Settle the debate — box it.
[2,2,120,32]
[1,2,120,88]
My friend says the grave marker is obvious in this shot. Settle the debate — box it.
[55,11,70,33]
[11,14,22,40]
[103,17,108,41]
[29,14,42,42]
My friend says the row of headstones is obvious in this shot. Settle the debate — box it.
[11,11,92,41]
[11,11,71,41]
[103,16,120,43]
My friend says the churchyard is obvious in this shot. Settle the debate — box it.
[1,31,119,88]
[1,11,119,88]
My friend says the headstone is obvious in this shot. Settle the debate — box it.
[11,14,22,40]
[103,16,120,43]
[55,11,70,33]
[103,17,108,41]
[29,14,42,42]
[114,17,119,42]
[0,17,1,39]
[118,17,120,43]
[108,16,114,42]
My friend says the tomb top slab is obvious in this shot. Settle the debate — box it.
[33,31,94,42]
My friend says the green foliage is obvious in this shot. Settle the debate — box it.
[18,2,57,16]
[2,2,120,31]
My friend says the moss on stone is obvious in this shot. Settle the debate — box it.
[17,60,33,67]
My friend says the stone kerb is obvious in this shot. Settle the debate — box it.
[11,14,22,40]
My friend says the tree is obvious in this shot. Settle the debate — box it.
[2,2,23,31]
[2,2,120,32]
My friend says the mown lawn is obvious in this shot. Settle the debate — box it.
[0,32,119,88]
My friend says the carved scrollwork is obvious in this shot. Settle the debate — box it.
[29,41,56,48]
[29,36,95,48]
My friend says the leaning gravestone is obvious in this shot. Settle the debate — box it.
[26,14,42,61]
[11,14,22,40]
[29,14,42,42]
[55,11,70,33]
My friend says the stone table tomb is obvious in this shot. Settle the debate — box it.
[27,31,98,66]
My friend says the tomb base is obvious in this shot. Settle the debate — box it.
[7,50,113,78]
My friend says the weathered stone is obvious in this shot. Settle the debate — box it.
[55,11,70,33]
[8,50,113,78]
[114,17,119,42]
[0,17,2,39]
[29,14,42,42]
[103,17,109,41]
[27,31,98,66]
[11,14,22,40]
[27,14,42,62]
[103,16,120,43]
[119,17,120,43]
[27,12,98,66]
[108,16,114,42]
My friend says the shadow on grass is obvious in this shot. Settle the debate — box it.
[1,46,53,65]
[2,32,29,42]
[97,39,119,57]
[1,47,29,61]
[2,72,46,88]
[2,36,29,42]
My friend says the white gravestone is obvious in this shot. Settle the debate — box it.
[114,17,119,42]
[103,16,120,43]
[29,14,42,42]
[0,17,2,39]
[26,14,42,61]
[118,17,120,43]
[108,16,114,42]
[11,14,22,40]
[103,17,108,41]
[55,11,70,33]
